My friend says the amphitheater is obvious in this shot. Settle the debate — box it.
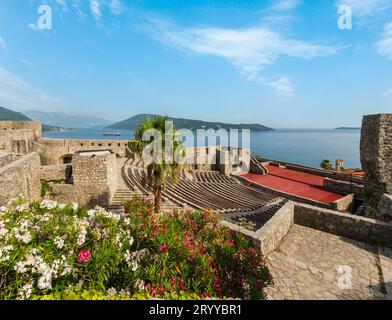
[1,114,392,300]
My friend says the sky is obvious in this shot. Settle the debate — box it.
[0,0,392,128]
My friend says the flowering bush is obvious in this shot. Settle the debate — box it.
[0,196,272,300]
[0,197,142,300]
[124,195,272,299]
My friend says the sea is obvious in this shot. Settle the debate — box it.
[43,128,361,169]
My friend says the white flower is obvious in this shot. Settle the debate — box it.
[129,237,134,246]
[87,209,96,219]
[58,203,67,209]
[134,279,145,291]
[0,245,14,262]
[72,202,79,211]
[0,206,7,212]
[131,261,139,272]
[106,287,117,297]
[15,203,29,212]
[40,199,58,210]
[115,234,122,248]
[37,263,52,290]
[76,218,89,246]
[54,236,65,249]
[18,282,33,300]
[124,250,131,263]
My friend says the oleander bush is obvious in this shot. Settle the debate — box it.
[0,196,272,300]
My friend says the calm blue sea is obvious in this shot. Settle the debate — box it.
[43,128,361,169]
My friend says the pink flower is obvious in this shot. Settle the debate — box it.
[77,249,91,263]
[159,245,168,252]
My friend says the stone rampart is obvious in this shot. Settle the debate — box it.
[0,152,41,205]
[38,138,128,164]
[360,114,392,220]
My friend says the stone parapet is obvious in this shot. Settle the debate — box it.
[361,114,392,219]
[221,201,295,256]
[378,194,392,222]
[0,152,41,205]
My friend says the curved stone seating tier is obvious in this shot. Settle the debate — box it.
[225,200,288,230]
[194,171,239,184]
[123,163,283,221]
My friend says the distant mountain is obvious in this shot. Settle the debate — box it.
[107,114,274,131]
[0,106,31,121]
[335,127,360,130]
[25,110,112,129]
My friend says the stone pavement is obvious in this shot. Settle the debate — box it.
[265,225,392,300]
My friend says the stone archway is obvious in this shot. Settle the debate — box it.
[60,154,73,164]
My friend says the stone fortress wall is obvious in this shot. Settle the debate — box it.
[0,121,41,154]
[361,114,392,221]
[50,150,118,207]
[37,138,129,165]
[0,152,41,205]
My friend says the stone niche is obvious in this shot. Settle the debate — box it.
[51,150,118,208]
[360,114,392,221]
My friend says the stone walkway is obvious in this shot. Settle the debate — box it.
[265,225,392,300]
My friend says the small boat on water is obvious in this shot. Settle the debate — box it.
[103,132,121,137]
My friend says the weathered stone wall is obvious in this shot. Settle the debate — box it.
[51,151,118,208]
[38,138,128,164]
[0,152,13,167]
[294,203,392,247]
[0,121,41,141]
[221,201,295,256]
[379,194,392,222]
[0,129,35,154]
[50,184,112,208]
[331,193,354,212]
[0,152,41,205]
[360,114,392,220]
[40,164,72,182]
[323,178,363,198]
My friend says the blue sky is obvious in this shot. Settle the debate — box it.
[0,0,391,128]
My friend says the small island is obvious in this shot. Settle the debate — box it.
[335,127,361,130]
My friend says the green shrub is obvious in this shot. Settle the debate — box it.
[124,195,272,299]
[0,196,272,300]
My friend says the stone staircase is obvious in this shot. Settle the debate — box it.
[108,188,183,214]
[250,157,269,175]
[108,188,135,214]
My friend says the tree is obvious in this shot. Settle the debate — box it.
[128,116,183,213]
[320,160,332,170]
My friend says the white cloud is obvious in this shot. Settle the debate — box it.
[56,0,69,11]
[336,0,391,17]
[0,67,67,110]
[28,23,39,30]
[144,19,342,97]
[109,0,124,15]
[270,0,301,11]
[72,0,86,20]
[0,37,6,52]
[382,87,392,97]
[262,76,295,98]
[377,22,392,59]
[90,0,102,21]
[20,59,36,69]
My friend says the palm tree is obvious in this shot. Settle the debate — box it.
[320,159,332,170]
[128,115,183,213]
